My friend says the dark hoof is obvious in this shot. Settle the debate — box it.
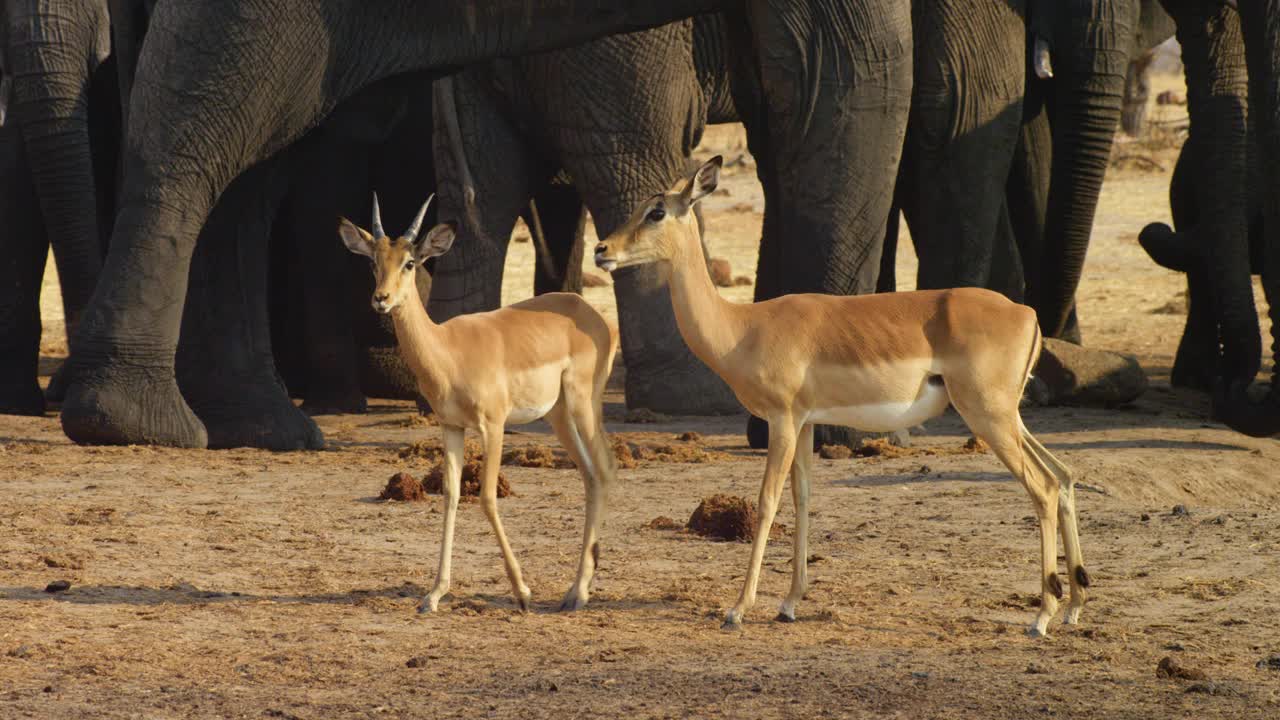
[0,382,47,416]
[61,370,208,448]
[774,612,796,623]
[517,595,531,613]
[720,619,743,632]
[1138,222,1194,272]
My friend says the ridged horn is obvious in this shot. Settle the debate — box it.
[371,192,385,238]
[405,193,434,241]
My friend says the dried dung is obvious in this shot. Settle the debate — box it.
[687,494,785,542]
[709,258,734,287]
[622,408,671,424]
[1157,656,1209,681]
[643,516,683,531]
[853,438,913,459]
[961,437,988,453]
[819,444,853,460]
[502,444,575,469]
[732,276,753,286]
[422,461,511,500]
[676,431,703,443]
[379,472,428,502]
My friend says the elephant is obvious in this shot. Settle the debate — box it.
[57,0,913,449]
[0,0,121,415]
[1133,0,1280,437]
[428,13,742,417]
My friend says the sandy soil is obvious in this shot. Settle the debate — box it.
[5,73,1280,719]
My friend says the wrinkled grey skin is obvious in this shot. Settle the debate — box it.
[877,0,1027,296]
[1009,0,1174,346]
[1136,0,1280,437]
[0,0,120,415]
[59,0,912,450]
[430,15,741,416]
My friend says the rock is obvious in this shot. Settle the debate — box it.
[1157,656,1208,681]
[1256,654,1280,671]
[708,257,734,287]
[1171,504,1190,517]
[44,580,71,593]
[1035,339,1148,407]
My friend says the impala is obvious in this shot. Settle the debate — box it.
[341,195,619,613]
[594,158,1088,636]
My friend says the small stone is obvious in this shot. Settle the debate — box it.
[405,656,430,668]
[1171,504,1190,517]
[1025,663,1048,674]
[1256,654,1280,671]
[44,580,71,593]
[1140,513,1151,521]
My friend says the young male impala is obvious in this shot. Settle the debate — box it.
[340,195,619,613]
[594,158,1089,636]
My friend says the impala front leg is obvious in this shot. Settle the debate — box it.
[724,416,799,630]
[777,423,814,622]
[480,422,532,611]
[421,425,465,612]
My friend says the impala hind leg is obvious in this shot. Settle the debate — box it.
[725,415,799,630]
[777,423,814,622]
[546,397,613,612]
[479,422,532,611]
[950,400,1061,637]
[1022,425,1088,624]
[421,425,465,612]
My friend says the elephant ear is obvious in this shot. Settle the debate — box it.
[680,156,722,210]
[338,218,375,258]
[414,222,457,263]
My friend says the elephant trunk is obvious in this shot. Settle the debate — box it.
[1033,3,1131,340]
[8,0,111,332]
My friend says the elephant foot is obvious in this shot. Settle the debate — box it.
[624,353,740,416]
[301,387,368,416]
[61,366,208,448]
[1138,223,1194,272]
[185,375,325,450]
[0,380,47,416]
[1214,380,1280,438]
[747,416,910,451]
[1170,331,1218,392]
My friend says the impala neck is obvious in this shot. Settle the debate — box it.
[389,283,453,395]
[663,224,741,372]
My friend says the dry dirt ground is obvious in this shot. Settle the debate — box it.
[4,73,1280,718]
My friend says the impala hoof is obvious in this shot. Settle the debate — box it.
[774,612,796,623]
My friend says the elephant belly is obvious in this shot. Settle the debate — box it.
[807,379,949,432]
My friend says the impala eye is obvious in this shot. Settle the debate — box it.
[646,206,665,223]
[404,259,415,271]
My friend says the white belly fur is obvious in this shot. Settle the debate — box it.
[808,379,949,432]
[507,399,557,425]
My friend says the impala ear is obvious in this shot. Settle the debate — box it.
[415,222,456,262]
[338,218,374,258]
[681,156,722,208]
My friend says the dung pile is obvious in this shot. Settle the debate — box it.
[502,444,576,469]
[687,494,786,542]
[379,472,428,502]
[421,462,511,500]
[611,433,731,469]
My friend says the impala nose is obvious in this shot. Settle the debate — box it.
[372,292,391,313]
[594,243,617,272]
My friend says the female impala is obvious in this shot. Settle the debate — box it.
[594,158,1088,636]
[341,195,618,613]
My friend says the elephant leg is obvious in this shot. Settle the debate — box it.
[527,180,587,296]
[900,0,1026,292]
[176,160,324,450]
[531,23,738,414]
[738,0,913,447]
[0,126,50,416]
[877,203,901,294]
[1217,0,1280,435]
[281,132,370,415]
[989,201,1026,303]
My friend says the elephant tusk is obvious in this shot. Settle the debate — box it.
[1033,36,1054,80]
